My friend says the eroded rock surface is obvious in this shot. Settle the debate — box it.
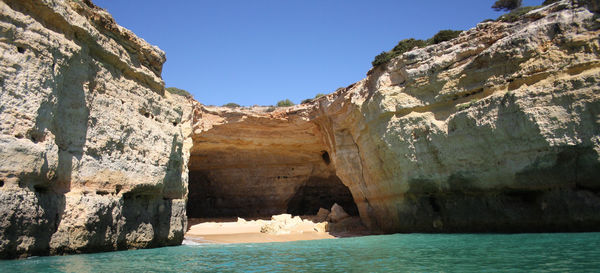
[188,1,600,233]
[187,105,358,218]
[316,1,600,232]
[0,0,191,258]
[2,0,600,259]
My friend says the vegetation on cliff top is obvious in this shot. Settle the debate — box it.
[371,30,462,67]
[276,99,295,107]
[497,6,541,22]
[223,102,241,108]
[165,87,193,98]
[301,93,326,104]
[371,0,562,68]
[492,0,522,11]
[493,0,565,23]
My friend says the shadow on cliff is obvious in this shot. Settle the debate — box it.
[286,175,359,216]
[30,54,91,193]
[6,53,93,257]
[119,135,185,248]
[397,92,600,233]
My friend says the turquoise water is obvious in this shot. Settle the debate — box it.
[2,233,600,272]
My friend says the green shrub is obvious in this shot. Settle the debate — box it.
[165,87,193,98]
[455,99,478,111]
[371,33,464,67]
[266,106,276,112]
[372,39,429,67]
[542,0,559,5]
[372,51,392,67]
[497,6,540,22]
[223,102,241,108]
[492,0,522,11]
[391,38,427,55]
[431,30,462,44]
[301,93,326,104]
[276,99,294,107]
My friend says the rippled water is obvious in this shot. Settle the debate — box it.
[2,233,600,272]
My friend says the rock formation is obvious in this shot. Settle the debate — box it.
[1,0,599,259]
[187,0,600,233]
[0,0,191,258]
[327,203,350,223]
[316,0,600,232]
[187,105,359,218]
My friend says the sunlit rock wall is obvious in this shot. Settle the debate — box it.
[316,0,600,232]
[0,0,191,258]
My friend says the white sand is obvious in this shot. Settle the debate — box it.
[184,217,335,244]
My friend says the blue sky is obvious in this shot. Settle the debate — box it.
[94,0,542,106]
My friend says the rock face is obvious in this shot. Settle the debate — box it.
[187,1,600,233]
[327,203,350,223]
[2,0,600,259]
[0,0,191,258]
[187,105,359,218]
[316,1,600,232]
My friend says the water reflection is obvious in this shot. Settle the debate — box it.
[2,233,600,272]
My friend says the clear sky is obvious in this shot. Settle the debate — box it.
[93,0,542,106]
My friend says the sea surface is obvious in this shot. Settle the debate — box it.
[2,233,600,272]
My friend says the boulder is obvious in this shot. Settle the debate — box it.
[327,203,350,223]
[316,208,330,222]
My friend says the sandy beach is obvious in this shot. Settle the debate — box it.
[184,214,367,244]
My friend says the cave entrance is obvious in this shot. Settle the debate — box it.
[286,175,359,216]
[186,171,215,219]
[185,114,360,222]
[186,171,359,219]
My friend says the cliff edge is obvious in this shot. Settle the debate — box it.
[318,0,600,232]
[1,0,599,259]
[187,0,600,233]
[0,0,191,258]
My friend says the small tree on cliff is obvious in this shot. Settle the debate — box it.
[492,0,522,11]
[276,99,294,107]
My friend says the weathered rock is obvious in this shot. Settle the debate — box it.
[316,208,330,222]
[316,1,600,232]
[327,217,366,234]
[313,222,329,233]
[187,104,359,218]
[327,203,350,223]
[0,0,191,258]
[3,0,600,259]
[187,0,600,233]
[259,214,303,235]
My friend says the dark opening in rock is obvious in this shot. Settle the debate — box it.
[27,130,45,143]
[33,184,47,193]
[186,171,214,218]
[0,180,4,187]
[321,151,331,165]
[186,170,359,218]
[287,175,358,216]
[17,46,25,53]
[185,115,360,221]
[428,196,441,213]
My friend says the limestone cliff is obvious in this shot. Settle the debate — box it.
[318,0,600,232]
[187,0,600,233]
[0,0,190,258]
[2,0,600,260]
[188,105,358,218]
